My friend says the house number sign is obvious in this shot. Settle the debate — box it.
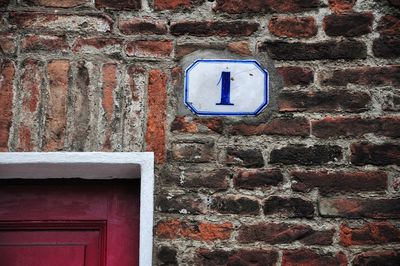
[184,59,269,116]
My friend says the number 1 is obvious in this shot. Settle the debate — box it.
[216,72,234,106]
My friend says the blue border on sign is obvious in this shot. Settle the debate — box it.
[184,59,269,116]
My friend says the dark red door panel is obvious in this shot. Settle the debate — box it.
[0,180,140,266]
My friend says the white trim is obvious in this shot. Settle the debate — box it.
[0,152,154,266]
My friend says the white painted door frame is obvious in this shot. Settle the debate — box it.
[0,152,154,266]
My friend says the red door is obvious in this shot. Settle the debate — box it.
[0,179,140,266]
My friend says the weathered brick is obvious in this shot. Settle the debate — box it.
[291,170,387,194]
[9,12,112,32]
[157,246,177,265]
[340,222,400,246]
[21,34,69,53]
[227,41,251,56]
[170,21,259,37]
[171,116,223,134]
[72,37,122,54]
[282,249,347,266]
[70,61,93,151]
[146,69,167,164]
[175,43,226,59]
[263,196,314,218]
[171,140,214,163]
[320,66,400,86]
[0,60,14,151]
[270,145,342,165]
[163,167,230,190]
[157,194,206,214]
[198,249,278,266]
[43,60,69,151]
[154,0,204,10]
[300,229,335,246]
[23,0,89,7]
[211,196,260,215]
[214,0,321,14]
[0,0,9,8]
[155,219,233,241]
[101,63,117,151]
[17,59,43,151]
[328,0,356,12]
[277,66,314,86]
[0,33,16,55]
[229,117,310,137]
[373,36,400,58]
[238,223,316,244]
[383,92,400,111]
[269,16,317,38]
[312,116,400,138]
[234,169,283,189]
[225,147,264,168]
[319,198,400,219]
[118,18,167,35]
[351,142,400,166]
[278,90,371,113]
[95,0,140,10]
[125,40,173,58]
[352,250,400,266]
[324,13,373,37]
[377,15,400,36]
[260,40,366,60]
[389,0,400,7]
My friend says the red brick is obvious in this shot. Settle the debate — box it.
[270,145,342,165]
[9,12,112,33]
[328,0,356,12]
[70,61,92,151]
[0,60,14,151]
[300,230,335,245]
[155,219,233,241]
[0,33,16,55]
[227,41,251,56]
[198,249,278,266]
[211,196,260,215]
[214,0,320,14]
[351,142,400,166]
[95,0,140,10]
[277,66,314,86]
[377,15,400,36]
[324,12,373,37]
[126,40,172,58]
[353,250,400,266]
[175,42,226,59]
[23,0,89,7]
[72,37,122,54]
[171,116,223,134]
[118,18,167,35]
[146,69,167,164]
[312,116,400,138]
[278,90,371,113]
[170,21,259,37]
[373,36,400,58]
[229,117,310,136]
[157,193,206,214]
[340,222,400,246]
[21,34,69,53]
[171,140,214,163]
[17,59,43,151]
[260,40,366,60]
[225,147,264,168]
[263,196,314,218]
[291,170,387,194]
[239,223,317,244]
[319,197,400,219]
[101,63,117,151]
[43,60,69,151]
[153,0,204,10]
[320,66,400,86]
[234,169,283,189]
[282,249,347,266]
[269,16,317,38]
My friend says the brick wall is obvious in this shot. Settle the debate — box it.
[1,0,400,265]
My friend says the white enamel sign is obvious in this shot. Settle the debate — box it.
[184,59,269,116]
